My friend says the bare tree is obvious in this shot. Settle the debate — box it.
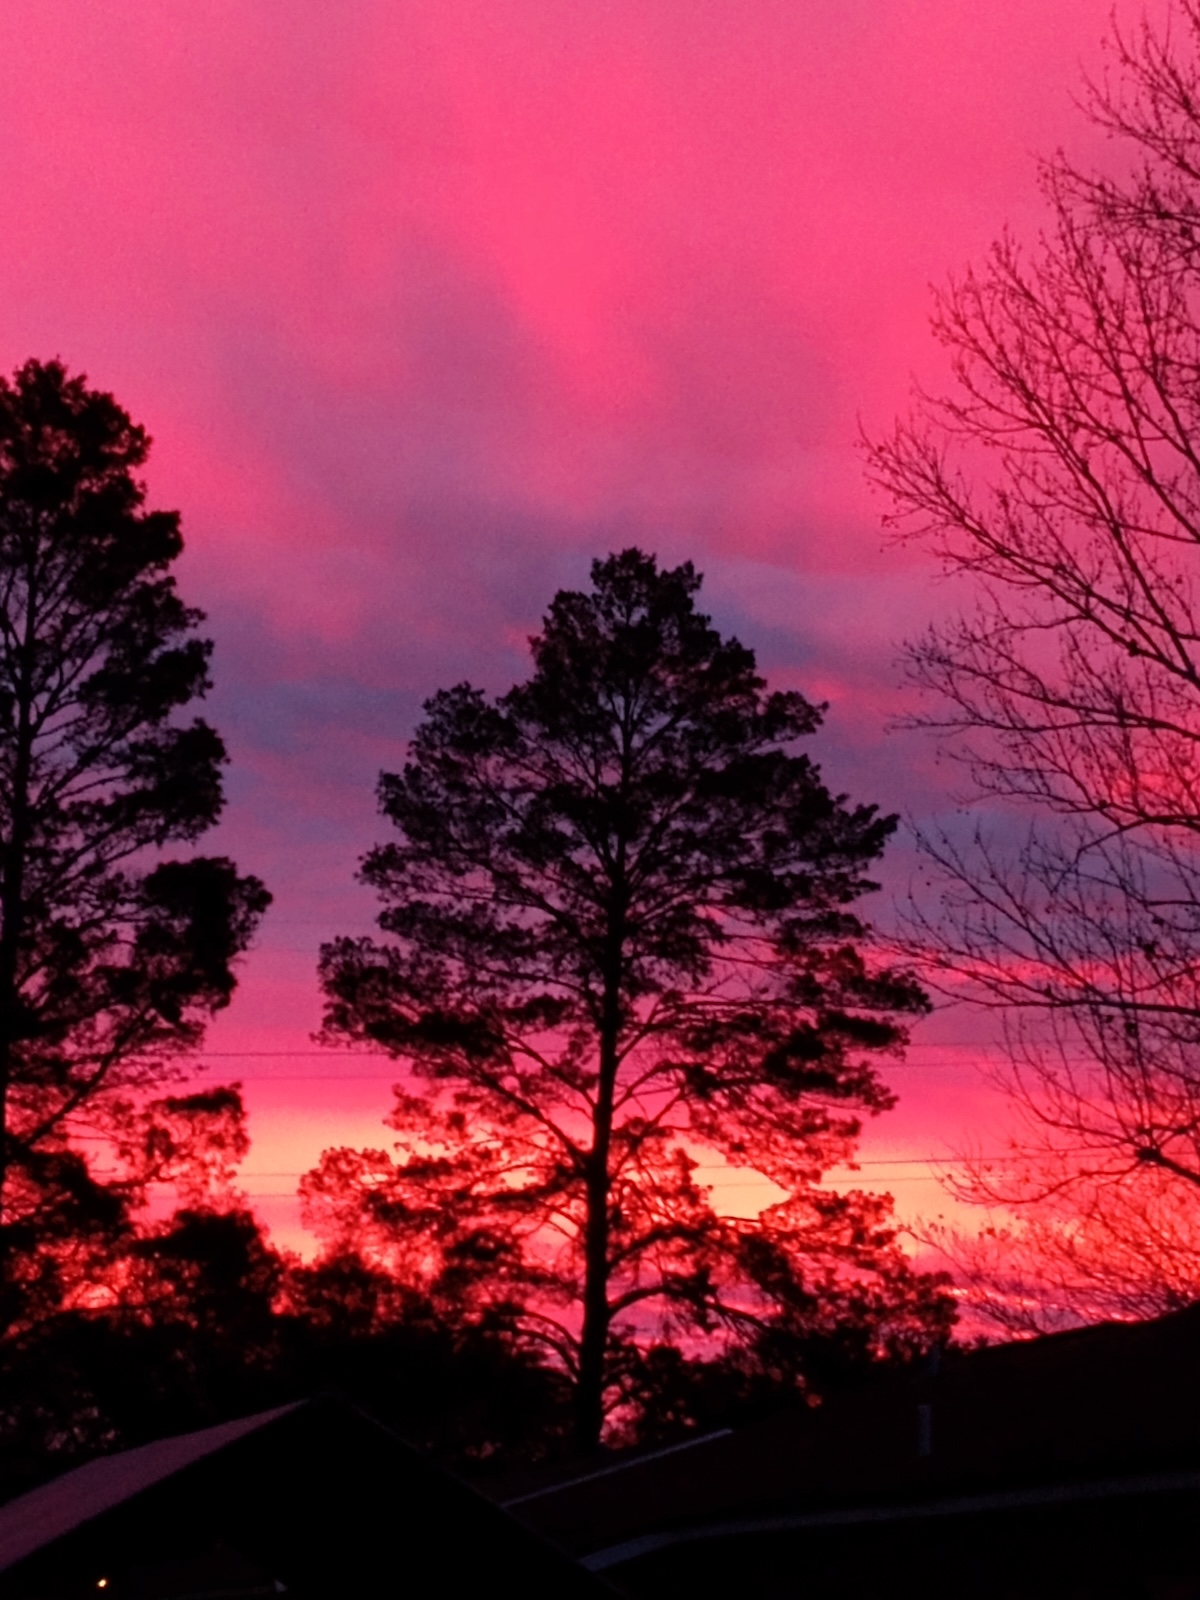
[867,1,1200,1322]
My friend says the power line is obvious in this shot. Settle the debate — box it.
[237,1156,969,1177]
[245,1177,949,1198]
[198,1045,1017,1057]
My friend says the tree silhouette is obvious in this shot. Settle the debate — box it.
[0,1217,574,1499]
[0,359,269,1333]
[866,0,1200,1323]
[313,550,952,1450]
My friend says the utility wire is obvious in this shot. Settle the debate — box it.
[200,1045,1014,1056]
[236,1157,972,1176]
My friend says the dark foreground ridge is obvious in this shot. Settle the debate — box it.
[497,1303,1200,1599]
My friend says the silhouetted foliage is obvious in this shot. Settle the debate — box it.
[866,2,1200,1325]
[313,550,954,1451]
[282,1252,571,1468]
[0,359,269,1333]
[5,1083,252,1341]
[0,1079,570,1494]
[0,1215,572,1502]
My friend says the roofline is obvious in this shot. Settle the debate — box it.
[582,1468,1200,1571]
[0,1404,307,1575]
[502,1429,734,1507]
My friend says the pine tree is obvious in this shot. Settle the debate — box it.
[0,359,269,1331]
[314,550,951,1450]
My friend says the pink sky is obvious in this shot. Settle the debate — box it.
[0,0,1162,1253]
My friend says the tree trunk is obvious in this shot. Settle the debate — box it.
[574,1152,612,1453]
[575,1004,619,1451]
[574,863,627,1452]
[0,560,36,1306]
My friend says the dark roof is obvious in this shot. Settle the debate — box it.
[507,1303,1200,1566]
[0,1406,302,1576]
[0,1397,613,1598]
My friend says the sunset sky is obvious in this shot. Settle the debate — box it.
[0,0,1161,1253]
